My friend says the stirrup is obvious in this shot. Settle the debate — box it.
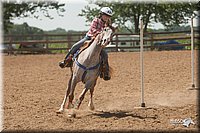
[59,61,66,68]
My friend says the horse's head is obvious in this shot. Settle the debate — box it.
[96,27,113,47]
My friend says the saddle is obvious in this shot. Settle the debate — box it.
[66,37,95,67]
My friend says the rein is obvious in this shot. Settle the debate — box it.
[75,58,100,71]
[74,58,100,83]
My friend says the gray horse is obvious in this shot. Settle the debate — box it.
[57,27,113,113]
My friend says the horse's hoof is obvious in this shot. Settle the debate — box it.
[88,103,95,110]
[89,106,95,111]
[68,112,76,118]
[56,109,64,114]
[59,61,66,68]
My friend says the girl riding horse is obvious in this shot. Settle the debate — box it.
[57,26,114,113]
[59,7,115,80]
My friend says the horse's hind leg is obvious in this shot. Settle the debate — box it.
[74,87,89,109]
[74,82,96,109]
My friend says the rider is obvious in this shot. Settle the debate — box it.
[59,7,115,81]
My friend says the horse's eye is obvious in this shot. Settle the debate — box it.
[104,29,107,31]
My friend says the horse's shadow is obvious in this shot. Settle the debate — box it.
[92,110,157,120]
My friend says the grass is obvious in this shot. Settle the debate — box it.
[48,43,69,54]
[10,43,70,54]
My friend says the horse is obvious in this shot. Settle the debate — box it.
[57,26,113,113]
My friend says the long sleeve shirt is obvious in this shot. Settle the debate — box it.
[86,17,105,37]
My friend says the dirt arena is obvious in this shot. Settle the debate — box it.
[2,50,199,132]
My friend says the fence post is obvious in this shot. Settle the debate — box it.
[8,36,13,55]
[115,34,119,52]
[150,33,154,51]
[45,34,49,54]
[67,34,72,50]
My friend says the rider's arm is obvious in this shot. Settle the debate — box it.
[87,18,103,37]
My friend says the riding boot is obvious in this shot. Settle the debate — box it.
[59,54,73,68]
[103,60,111,81]
[100,50,111,80]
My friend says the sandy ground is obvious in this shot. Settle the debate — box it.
[2,50,199,132]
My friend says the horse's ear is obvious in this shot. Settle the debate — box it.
[107,24,118,33]
[111,26,118,33]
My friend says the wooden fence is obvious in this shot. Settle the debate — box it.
[2,30,199,54]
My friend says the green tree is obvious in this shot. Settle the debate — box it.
[46,28,67,34]
[79,1,198,33]
[9,22,44,40]
[3,1,65,33]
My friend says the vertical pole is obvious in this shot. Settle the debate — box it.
[187,16,198,90]
[191,17,195,88]
[0,2,3,131]
[140,17,145,107]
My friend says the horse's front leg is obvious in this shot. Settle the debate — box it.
[67,67,75,109]
[57,73,73,113]
[88,87,95,110]
[68,76,78,109]
[88,80,97,110]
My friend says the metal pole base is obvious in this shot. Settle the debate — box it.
[134,104,151,109]
[187,84,199,90]
[141,102,145,107]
